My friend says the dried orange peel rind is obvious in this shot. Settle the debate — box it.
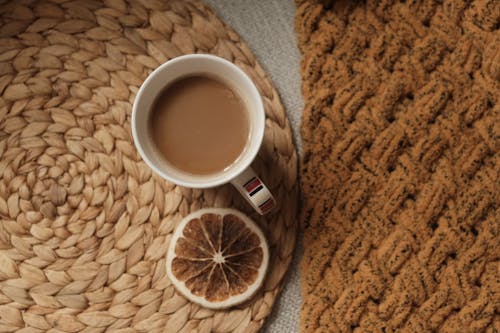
[166,208,269,309]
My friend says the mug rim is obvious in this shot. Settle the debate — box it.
[131,54,265,188]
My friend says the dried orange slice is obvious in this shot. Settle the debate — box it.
[166,208,269,309]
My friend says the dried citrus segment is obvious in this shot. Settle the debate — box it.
[166,208,269,309]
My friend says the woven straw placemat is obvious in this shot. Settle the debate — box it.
[296,0,499,332]
[0,1,298,332]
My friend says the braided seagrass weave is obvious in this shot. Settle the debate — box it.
[296,0,499,332]
[0,1,298,332]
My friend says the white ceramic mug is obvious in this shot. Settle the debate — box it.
[132,54,275,215]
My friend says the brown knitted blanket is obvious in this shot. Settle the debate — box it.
[295,0,499,332]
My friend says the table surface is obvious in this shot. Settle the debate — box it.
[204,1,303,332]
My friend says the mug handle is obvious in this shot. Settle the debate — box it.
[231,167,276,215]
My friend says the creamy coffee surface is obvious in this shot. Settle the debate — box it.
[150,76,249,175]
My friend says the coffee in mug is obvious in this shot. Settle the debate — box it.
[150,76,249,175]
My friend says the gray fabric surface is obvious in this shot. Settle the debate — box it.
[204,1,303,332]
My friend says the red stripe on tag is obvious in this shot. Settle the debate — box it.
[244,178,261,193]
[259,198,275,213]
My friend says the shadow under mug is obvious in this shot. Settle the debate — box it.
[131,54,275,215]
